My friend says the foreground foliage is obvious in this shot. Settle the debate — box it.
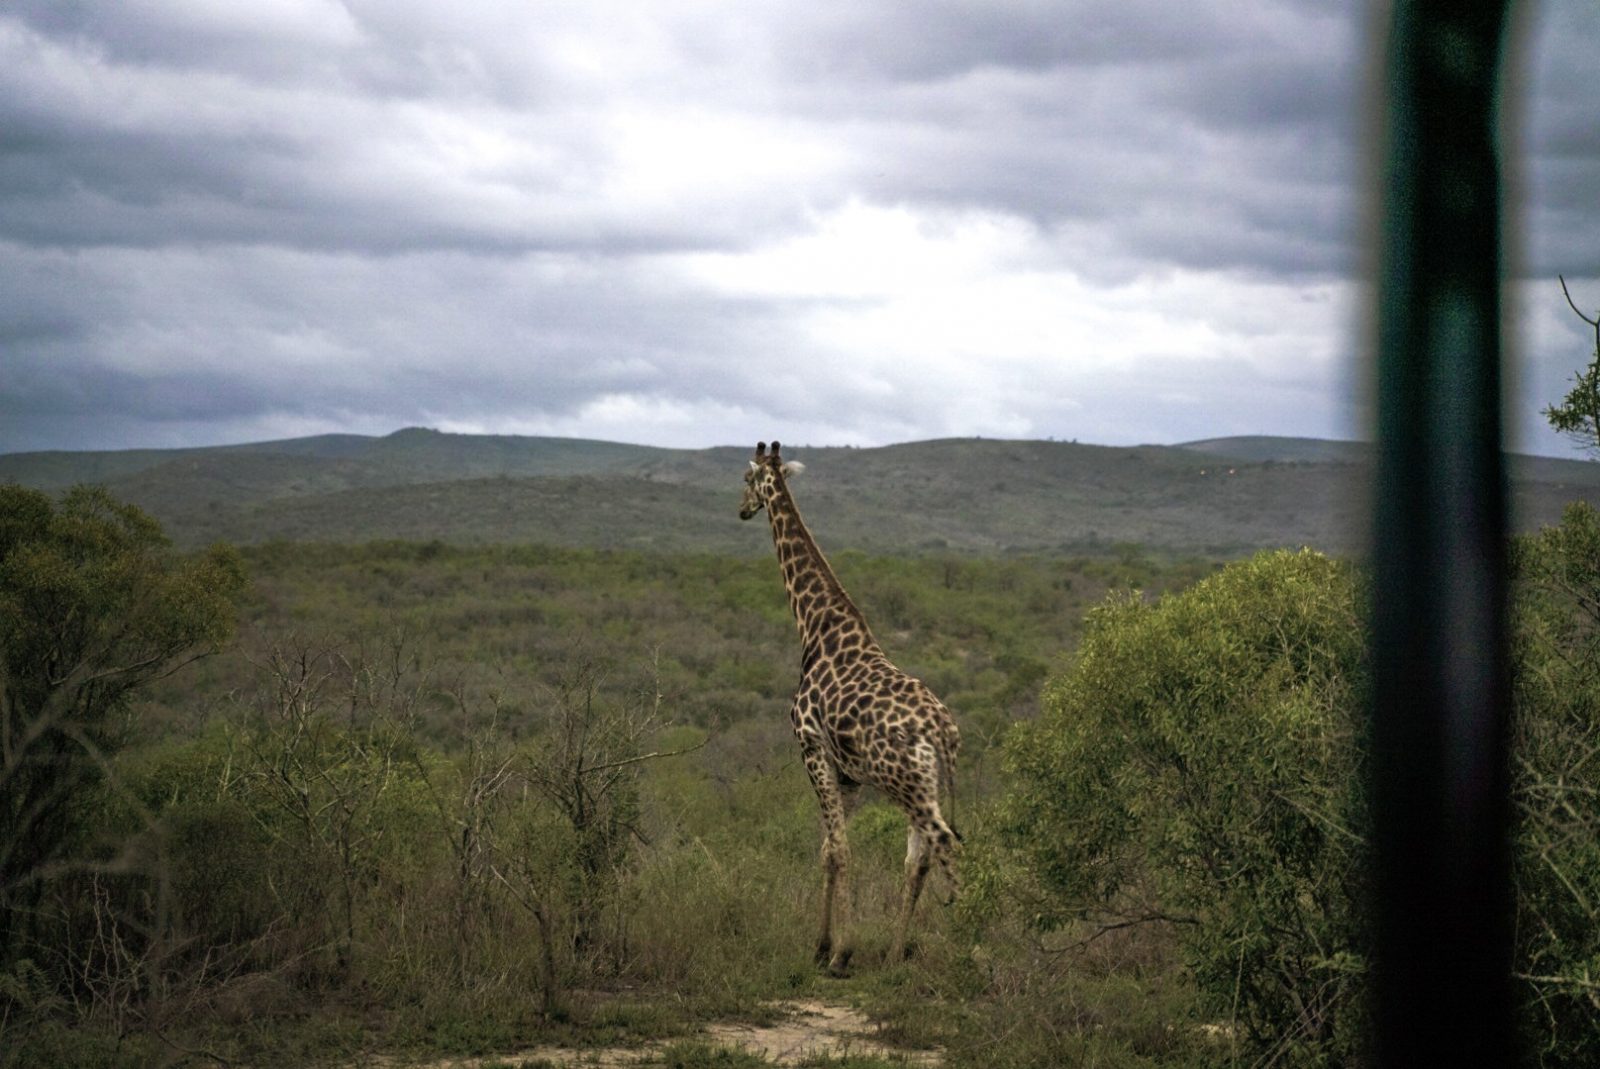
[0,485,244,968]
[990,514,1600,1067]
[1,509,1215,1067]
[1510,503,1600,1065]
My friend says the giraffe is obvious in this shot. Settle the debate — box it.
[739,440,960,975]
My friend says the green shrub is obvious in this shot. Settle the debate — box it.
[996,550,1369,1065]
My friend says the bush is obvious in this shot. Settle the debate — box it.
[995,550,1369,1065]
[997,524,1600,1067]
[1510,503,1600,1067]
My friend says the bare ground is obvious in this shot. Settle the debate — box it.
[348,1000,941,1068]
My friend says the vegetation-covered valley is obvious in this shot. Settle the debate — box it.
[2,445,1598,1068]
[7,430,1600,556]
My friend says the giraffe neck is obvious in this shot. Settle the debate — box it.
[763,476,876,656]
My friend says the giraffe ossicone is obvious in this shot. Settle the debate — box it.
[739,439,960,975]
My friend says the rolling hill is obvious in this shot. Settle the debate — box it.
[4,428,1598,556]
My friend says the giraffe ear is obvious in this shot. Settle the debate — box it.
[781,461,805,478]
[748,460,759,472]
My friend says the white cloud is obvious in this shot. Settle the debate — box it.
[662,198,1358,444]
[438,394,773,451]
[677,201,1042,299]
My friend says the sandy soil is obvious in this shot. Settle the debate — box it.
[354,999,941,1067]
[702,1000,939,1065]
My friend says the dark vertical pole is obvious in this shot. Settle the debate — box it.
[1371,2,1515,1067]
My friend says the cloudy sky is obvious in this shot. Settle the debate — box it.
[2,1,1596,457]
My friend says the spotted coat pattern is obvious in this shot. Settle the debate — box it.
[740,441,960,974]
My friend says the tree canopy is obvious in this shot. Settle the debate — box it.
[0,484,245,962]
[1543,277,1600,455]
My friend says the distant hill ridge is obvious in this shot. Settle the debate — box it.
[3,428,1597,556]
[1177,437,1371,464]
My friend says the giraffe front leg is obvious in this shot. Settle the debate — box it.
[816,827,852,974]
[802,747,853,976]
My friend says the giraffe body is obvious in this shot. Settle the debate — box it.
[740,441,960,973]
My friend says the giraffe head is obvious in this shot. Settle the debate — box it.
[739,440,803,520]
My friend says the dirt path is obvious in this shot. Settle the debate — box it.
[358,1000,941,1067]
[702,1000,939,1065]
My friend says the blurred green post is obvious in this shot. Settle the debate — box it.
[1370,2,1515,1066]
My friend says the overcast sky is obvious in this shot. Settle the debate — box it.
[2,2,1597,457]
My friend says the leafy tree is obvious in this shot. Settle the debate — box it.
[1543,277,1600,455]
[0,485,244,965]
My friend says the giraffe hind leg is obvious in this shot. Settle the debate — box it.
[825,782,861,975]
[933,814,961,904]
[889,795,961,962]
[889,822,933,962]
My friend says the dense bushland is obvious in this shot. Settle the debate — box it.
[3,630,825,1067]
[1,498,1218,1067]
[5,484,1597,1069]
[1509,504,1600,1067]
[138,538,1212,760]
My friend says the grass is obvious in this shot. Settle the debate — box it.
[656,1042,774,1068]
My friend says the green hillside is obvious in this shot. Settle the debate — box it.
[3,429,1596,555]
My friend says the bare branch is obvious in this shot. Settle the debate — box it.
[1039,910,1200,956]
[581,736,711,778]
[1514,972,1600,991]
[1559,274,1600,329]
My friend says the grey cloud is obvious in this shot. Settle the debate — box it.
[0,1,1594,456]
[0,11,804,257]
[776,1,1249,84]
[2,363,268,426]
[830,92,1357,279]
[0,238,815,452]
[0,1,1369,276]
[9,0,362,85]
[0,314,80,348]
[1520,4,1600,279]
[752,5,1364,278]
